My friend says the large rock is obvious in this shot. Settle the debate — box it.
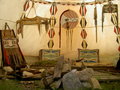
[54,60,64,79]
[62,63,71,73]
[39,79,45,89]
[89,77,102,89]
[3,66,13,73]
[47,67,54,75]
[23,71,34,78]
[76,68,94,81]
[62,70,83,90]
[39,69,45,73]
[50,79,62,89]
[82,82,92,88]
[42,75,54,87]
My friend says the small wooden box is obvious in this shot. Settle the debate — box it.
[39,49,60,60]
[78,49,99,63]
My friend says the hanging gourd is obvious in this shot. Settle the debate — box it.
[79,3,87,16]
[24,0,30,11]
[81,40,88,49]
[80,17,87,28]
[48,2,57,49]
[50,2,58,15]
[48,40,54,48]
[49,16,56,28]
[81,29,87,39]
[48,28,55,38]
[114,26,120,35]
[79,3,88,49]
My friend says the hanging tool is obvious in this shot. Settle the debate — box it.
[94,0,98,42]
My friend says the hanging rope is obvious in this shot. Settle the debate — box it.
[26,0,37,17]
[79,2,88,49]
[4,22,11,30]
[48,2,57,49]
[0,19,16,23]
[31,0,116,6]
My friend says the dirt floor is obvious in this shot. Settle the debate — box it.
[0,56,120,90]
[0,76,120,90]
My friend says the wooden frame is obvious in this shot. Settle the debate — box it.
[78,49,99,63]
[39,49,60,60]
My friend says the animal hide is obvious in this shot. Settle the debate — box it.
[59,10,78,49]
[16,16,50,38]
[102,2,118,32]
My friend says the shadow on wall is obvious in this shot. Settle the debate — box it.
[100,54,118,66]
[24,56,39,66]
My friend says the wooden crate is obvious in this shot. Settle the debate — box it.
[39,49,60,60]
[78,49,99,63]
